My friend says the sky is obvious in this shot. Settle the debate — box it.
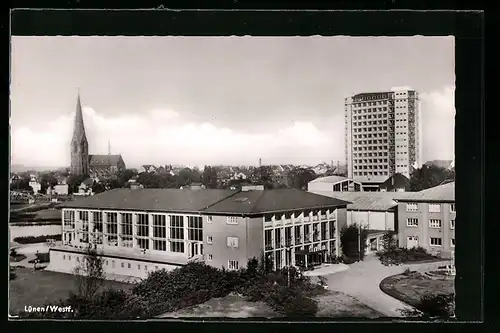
[10,36,455,169]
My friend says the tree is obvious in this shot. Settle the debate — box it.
[40,172,58,193]
[67,174,88,193]
[289,168,317,190]
[92,182,106,194]
[340,223,369,262]
[408,165,455,191]
[73,245,105,301]
[381,230,398,252]
[202,166,218,189]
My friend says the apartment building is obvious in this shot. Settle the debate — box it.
[395,182,455,258]
[344,89,421,188]
[47,188,348,280]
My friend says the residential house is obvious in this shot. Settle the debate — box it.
[78,178,94,196]
[29,176,41,194]
[395,182,455,259]
[379,173,410,192]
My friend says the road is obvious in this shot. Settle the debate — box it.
[324,254,450,317]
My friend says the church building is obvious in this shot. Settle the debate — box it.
[70,95,126,177]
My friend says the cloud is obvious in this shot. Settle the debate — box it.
[391,86,414,91]
[10,106,340,168]
[419,86,455,162]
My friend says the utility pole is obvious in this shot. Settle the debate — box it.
[358,223,361,262]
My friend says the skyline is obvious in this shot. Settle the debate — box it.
[10,36,455,169]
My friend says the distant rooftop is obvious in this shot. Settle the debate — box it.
[309,176,349,184]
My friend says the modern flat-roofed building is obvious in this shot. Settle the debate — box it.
[308,190,403,254]
[395,182,455,258]
[307,176,363,193]
[344,89,421,189]
[47,188,349,280]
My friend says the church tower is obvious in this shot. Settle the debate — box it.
[70,94,89,176]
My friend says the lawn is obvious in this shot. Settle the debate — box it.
[159,291,383,319]
[9,267,135,316]
[158,294,280,318]
[379,271,455,308]
[315,291,383,318]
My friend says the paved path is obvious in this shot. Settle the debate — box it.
[323,254,450,318]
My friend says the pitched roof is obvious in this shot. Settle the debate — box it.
[72,94,87,141]
[204,189,349,214]
[309,175,350,184]
[59,188,238,213]
[89,154,122,166]
[308,191,411,211]
[396,182,455,202]
[59,188,349,215]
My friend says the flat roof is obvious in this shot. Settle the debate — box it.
[309,176,359,184]
[59,188,349,216]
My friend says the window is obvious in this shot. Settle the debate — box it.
[407,218,419,227]
[430,237,442,246]
[137,238,149,250]
[153,214,167,239]
[137,214,149,237]
[429,204,441,213]
[121,213,133,236]
[128,263,131,268]
[155,266,159,270]
[207,216,213,223]
[188,216,203,241]
[450,204,456,213]
[121,262,124,268]
[105,260,108,265]
[406,203,418,212]
[170,215,184,240]
[227,216,238,225]
[228,260,239,271]
[76,257,80,262]
[207,254,213,261]
[227,236,239,248]
[451,238,455,247]
[154,239,167,251]
[429,219,442,229]
[138,264,141,270]
[112,260,115,268]
[450,220,455,229]
[207,236,213,244]
[63,255,66,260]
[170,241,184,253]
[93,211,103,232]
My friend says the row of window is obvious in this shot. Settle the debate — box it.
[263,210,331,222]
[353,121,388,127]
[428,237,455,247]
[353,132,388,139]
[354,158,389,164]
[206,236,239,248]
[264,222,335,248]
[60,254,163,271]
[353,127,390,134]
[406,203,456,213]
[353,171,389,176]
[407,218,455,229]
[353,113,388,120]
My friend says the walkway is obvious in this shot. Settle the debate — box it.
[324,254,450,317]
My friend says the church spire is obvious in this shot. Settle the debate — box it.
[73,93,87,140]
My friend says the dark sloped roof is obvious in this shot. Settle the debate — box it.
[60,188,238,213]
[59,188,349,215]
[205,189,349,214]
[89,154,123,166]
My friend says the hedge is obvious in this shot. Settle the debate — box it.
[13,234,62,244]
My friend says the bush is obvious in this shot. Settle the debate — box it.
[377,247,437,266]
[263,285,318,317]
[28,252,50,264]
[400,293,455,319]
[340,224,368,262]
[382,231,398,251]
[13,234,62,244]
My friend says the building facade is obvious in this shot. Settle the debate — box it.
[344,89,421,183]
[395,182,455,258]
[47,188,348,280]
[308,176,363,193]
